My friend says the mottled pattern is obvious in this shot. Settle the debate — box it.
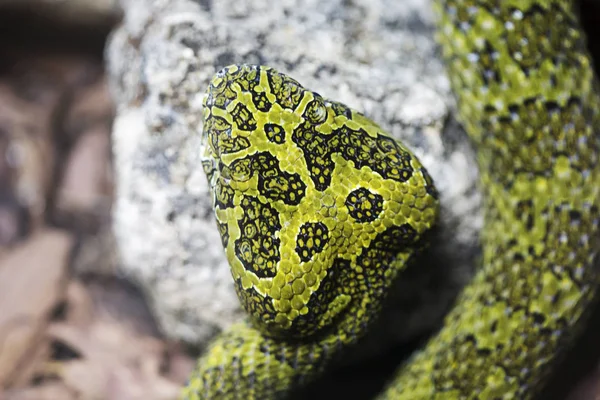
[187,63,437,396]
[295,222,330,263]
[345,188,385,223]
[291,120,416,191]
[383,0,600,399]
[184,0,600,399]
[234,196,281,278]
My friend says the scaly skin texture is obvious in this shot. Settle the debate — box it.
[382,1,600,398]
[184,63,439,398]
[183,0,600,399]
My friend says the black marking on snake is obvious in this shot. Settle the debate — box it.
[264,123,286,144]
[206,81,236,111]
[545,101,560,114]
[274,346,287,364]
[513,252,525,262]
[505,3,582,76]
[217,221,229,248]
[291,122,335,191]
[209,65,265,110]
[346,132,414,183]
[287,258,354,338]
[281,223,428,344]
[569,210,582,225]
[327,100,352,119]
[478,40,502,85]
[252,91,272,112]
[346,224,420,303]
[516,199,535,231]
[258,342,270,358]
[214,178,235,209]
[303,94,328,125]
[223,64,261,99]
[345,188,384,223]
[228,65,272,113]
[295,222,330,262]
[228,152,307,205]
[235,196,281,278]
[480,94,600,190]
[208,65,269,114]
[230,102,257,131]
[252,153,307,205]
[266,68,305,110]
[489,251,543,309]
[421,167,439,199]
[201,159,215,183]
[234,280,279,328]
[292,121,414,191]
[205,115,251,155]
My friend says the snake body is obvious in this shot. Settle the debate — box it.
[183,0,600,399]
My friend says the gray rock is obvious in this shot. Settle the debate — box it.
[107,0,482,355]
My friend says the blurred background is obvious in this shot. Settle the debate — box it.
[0,2,193,399]
[0,1,599,399]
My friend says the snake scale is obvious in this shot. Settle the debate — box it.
[182,0,600,399]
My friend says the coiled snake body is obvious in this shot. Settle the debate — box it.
[183,0,600,398]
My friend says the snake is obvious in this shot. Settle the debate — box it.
[182,0,600,399]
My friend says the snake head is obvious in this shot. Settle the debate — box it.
[201,64,439,340]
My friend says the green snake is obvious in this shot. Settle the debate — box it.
[182,0,600,398]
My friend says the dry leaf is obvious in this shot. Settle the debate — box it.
[0,230,73,388]
[4,382,77,400]
[45,280,187,400]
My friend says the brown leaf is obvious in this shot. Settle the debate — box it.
[0,83,57,235]
[7,336,50,389]
[62,280,95,329]
[42,278,190,400]
[55,127,112,218]
[0,229,73,388]
[49,320,182,400]
[4,382,77,400]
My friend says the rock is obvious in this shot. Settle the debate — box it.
[107,0,482,355]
